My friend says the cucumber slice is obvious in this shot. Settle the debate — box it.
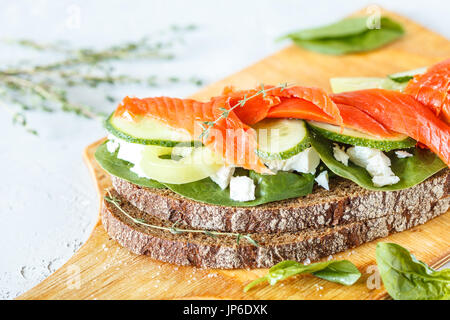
[388,67,427,83]
[139,145,223,184]
[307,121,416,151]
[105,113,198,147]
[330,77,406,93]
[253,119,310,160]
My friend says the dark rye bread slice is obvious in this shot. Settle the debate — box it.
[101,189,450,269]
[111,169,450,234]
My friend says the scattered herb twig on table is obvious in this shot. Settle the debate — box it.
[199,82,291,139]
[0,24,203,135]
[104,191,259,247]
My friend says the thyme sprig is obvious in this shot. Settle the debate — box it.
[199,82,290,139]
[104,192,259,247]
[0,24,202,134]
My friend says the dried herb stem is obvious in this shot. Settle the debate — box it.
[104,192,259,247]
[0,25,202,134]
[0,74,103,119]
[199,82,290,139]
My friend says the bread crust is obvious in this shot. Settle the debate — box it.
[101,189,450,269]
[111,169,450,233]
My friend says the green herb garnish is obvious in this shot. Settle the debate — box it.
[199,82,290,139]
[104,191,259,247]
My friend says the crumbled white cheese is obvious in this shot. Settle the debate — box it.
[112,137,151,179]
[315,171,329,190]
[346,146,379,168]
[116,139,145,164]
[265,147,320,174]
[372,175,400,187]
[106,136,119,153]
[210,165,235,190]
[346,146,399,187]
[395,150,413,158]
[229,176,256,202]
[289,147,321,174]
[333,144,349,166]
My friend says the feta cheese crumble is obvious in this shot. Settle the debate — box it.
[106,138,119,153]
[108,136,151,179]
[315,171,329,190]
[346,146,400,187]
[332,144,349,166]
[229,176,256,202]
[265,147,320,174]
[210,165,235,190]
[395,150,413,158]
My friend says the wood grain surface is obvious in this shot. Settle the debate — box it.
[18,8,450,300]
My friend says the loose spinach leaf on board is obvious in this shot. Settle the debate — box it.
[94,142,315,206]
[282,16,404,55]
[244,260,361,292]
[94,141,166,189]
[376,243,450,300]
[309,130,446,191]
[165,170,315,207]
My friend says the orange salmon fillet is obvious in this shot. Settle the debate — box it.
[222,85,343,126]
[266,98,395,138]
[115,96,271,174]
[405,58,450,125]
[331,89,450,166]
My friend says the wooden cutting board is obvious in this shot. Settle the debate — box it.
[18,8,450,300]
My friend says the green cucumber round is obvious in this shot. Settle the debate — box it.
[253,119,310,160]
[307,121,416,151]
[388,67,427,83]
[105,112,198,147]
[330,77,406,93]
[139,145,223,184]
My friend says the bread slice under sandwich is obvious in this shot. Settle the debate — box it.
[102,170,450,269]
[111,170,449,234]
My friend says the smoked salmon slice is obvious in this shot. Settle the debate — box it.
[405,58,450,125]
[222,85,343,126]
[331,89,450,166]
[115,96,272,174]
[266,98,395,138]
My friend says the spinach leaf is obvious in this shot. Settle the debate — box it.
[244,259,361,292]
[95,142,315,206]
[376,243,450,300]
[309,130,446,191]
[165,170,315,207]
[94,141,166,189]
[282,16,404,55]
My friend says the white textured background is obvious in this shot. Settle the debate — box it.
[0,0,449,300]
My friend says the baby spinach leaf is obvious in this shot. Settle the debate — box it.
[95,142,314,206]
[165,170,315,207]
[282,16,404,55]
[283,16,371,40]
[244,259,361,292]
[309,130,446,191]
[376,243,450,300]
[94,141,166,189]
